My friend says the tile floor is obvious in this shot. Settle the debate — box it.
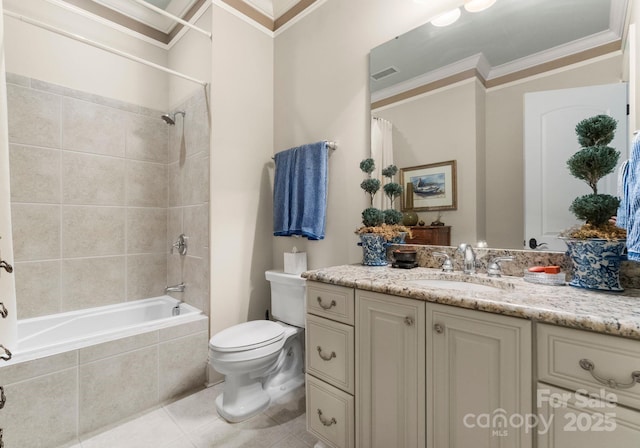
[64,383,317,448]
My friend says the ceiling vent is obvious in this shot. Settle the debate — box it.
[371,66,399,81]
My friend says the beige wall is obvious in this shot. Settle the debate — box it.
[374,79,485,245]
[168,4,212,106]
[209,4,274,340]
[3,0,169,111]
[273,0,462,269]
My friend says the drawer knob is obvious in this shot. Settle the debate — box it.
[404,316,414,326]
[579,358,640,390]
[317,297,337,310]
[434,323,444,334]
[317,408,337,427]
[0,303,6,319]
[316,346,337,361]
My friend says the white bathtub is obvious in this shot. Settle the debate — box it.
[13,296,203,363]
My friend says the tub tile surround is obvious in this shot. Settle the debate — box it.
[303,263,640,340]
[0,318,209,447]
[165,89,210,317]
[6,73,210,319]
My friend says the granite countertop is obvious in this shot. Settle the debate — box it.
[302,264,640,340]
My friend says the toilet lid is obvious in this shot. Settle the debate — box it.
[209,320,285,352]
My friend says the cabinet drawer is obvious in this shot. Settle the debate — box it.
[538,383,640,447]
[306,375,355,448]
[306,314,355,394]
[538,324,640,410]
[307,282,354,325]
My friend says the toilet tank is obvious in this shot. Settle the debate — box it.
[265,270,306,328]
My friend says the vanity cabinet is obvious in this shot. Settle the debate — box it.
[536,323,640,446]
[306,282,355,448]
[404,225,451,246]
[356,290,425,448]
[426,303,532,448]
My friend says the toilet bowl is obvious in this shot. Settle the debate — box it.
[208,270,306,422]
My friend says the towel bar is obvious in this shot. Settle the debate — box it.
[272,141,336,160]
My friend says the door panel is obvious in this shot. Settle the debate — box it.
[524,83,628,251]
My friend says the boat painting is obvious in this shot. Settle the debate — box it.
[411,173,445,197]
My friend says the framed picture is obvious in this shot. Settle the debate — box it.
[400,160,457,211]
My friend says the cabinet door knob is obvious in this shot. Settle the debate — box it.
[579,358,640,389]
[317,296,336,310]
[404,316,414,326]
[0,386,5,409]
[317,409,337,427]
[316,346,336,361]
[434,323,444,334]
[0,303,6,319]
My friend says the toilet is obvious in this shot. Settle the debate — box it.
[208,270,306,422]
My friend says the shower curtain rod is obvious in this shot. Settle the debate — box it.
[129,0,212,40]
[3,10,209,87]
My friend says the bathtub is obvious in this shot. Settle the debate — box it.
[1,296,209,446]
[12,295,203,363]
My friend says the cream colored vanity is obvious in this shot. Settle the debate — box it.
[303,265,640,448]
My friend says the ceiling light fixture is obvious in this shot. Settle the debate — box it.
[464,0,497,13]
[431,7,461,27]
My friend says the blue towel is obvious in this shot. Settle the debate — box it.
[273,141,329,240]
[617,133,640,261]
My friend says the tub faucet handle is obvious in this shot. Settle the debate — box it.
[171,234,188,256]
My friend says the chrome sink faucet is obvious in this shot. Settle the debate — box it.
[458,243,477,274]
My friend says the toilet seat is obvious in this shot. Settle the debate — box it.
[209,320,285,353]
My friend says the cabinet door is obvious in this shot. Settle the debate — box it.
[356,290,425,448]
[427,303,532,448]
[537,383,640,447]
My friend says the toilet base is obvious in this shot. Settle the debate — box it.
[215,374,271,423]
[265,371,305,402]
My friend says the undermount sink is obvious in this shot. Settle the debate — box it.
[401,277,511,293]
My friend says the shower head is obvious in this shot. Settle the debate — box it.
[161,110,185,125]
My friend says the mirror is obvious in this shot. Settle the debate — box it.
[370,0,630,249]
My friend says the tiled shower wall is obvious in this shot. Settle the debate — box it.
[6,73,210,319]
[166,88,210,316]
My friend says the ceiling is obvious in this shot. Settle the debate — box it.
[76,0,300,43]
[370,0,629,101]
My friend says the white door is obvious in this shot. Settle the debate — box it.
[524,83,628,251]
[0,0,17,352]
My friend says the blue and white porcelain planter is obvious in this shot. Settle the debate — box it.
[562,238,626,292]
[358,234,389,266]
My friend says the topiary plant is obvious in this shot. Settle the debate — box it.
[381,164,403,225]
[565,114,626,239]
[357,158,410,240]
